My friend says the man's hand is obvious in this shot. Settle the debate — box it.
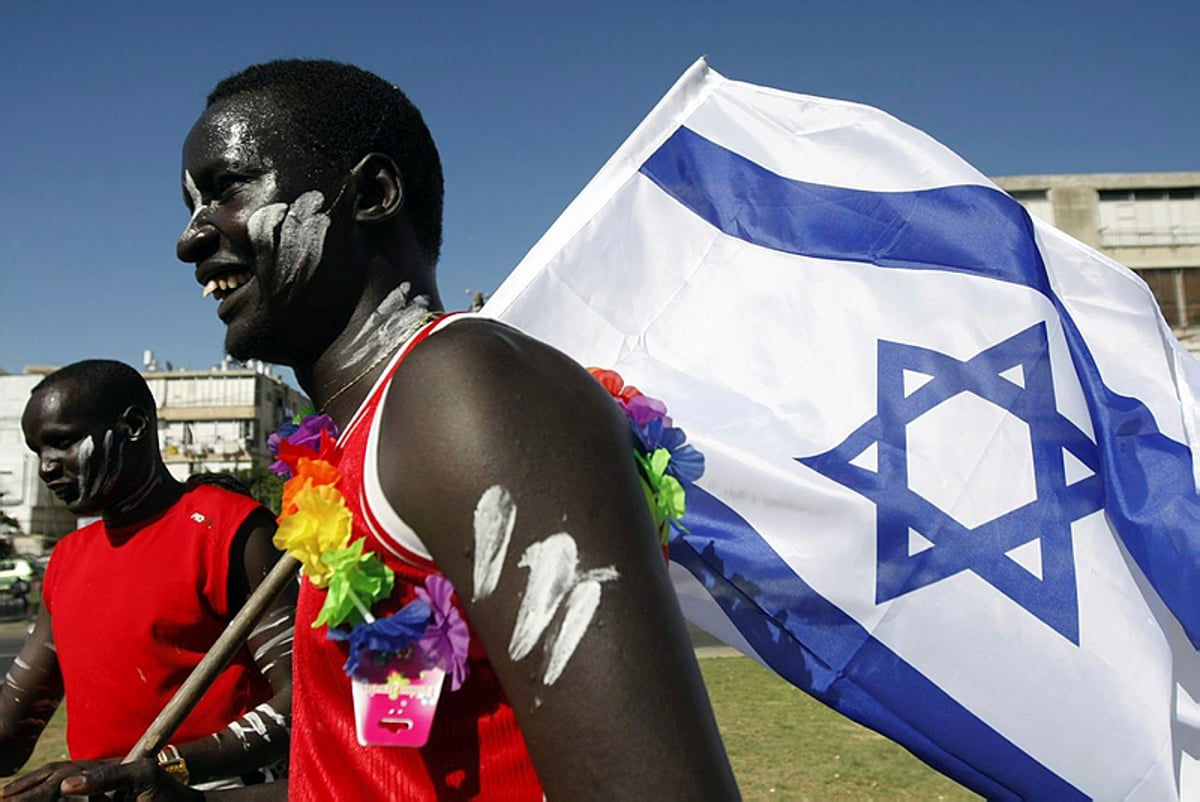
[1,757,201,802]
[0,758,107,800]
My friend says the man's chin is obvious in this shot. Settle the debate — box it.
[225,328,284,366]
[66,497,102,517]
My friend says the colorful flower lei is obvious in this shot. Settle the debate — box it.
[267,370,701,685]
[269,409,470,690]
[587,368,705,545]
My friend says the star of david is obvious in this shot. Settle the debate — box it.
[796,322,1103,644]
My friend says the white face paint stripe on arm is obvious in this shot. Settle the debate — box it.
[472,485,516,603]
[507,534,619,684]
[542,569,618,686]
[508,534,578,662]
[469,485,620,687]
[254,703,288,728]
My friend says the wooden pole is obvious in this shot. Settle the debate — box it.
[122,554,300,763]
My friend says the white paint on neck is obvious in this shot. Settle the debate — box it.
[340,282,433,378]
[472,485,517,602]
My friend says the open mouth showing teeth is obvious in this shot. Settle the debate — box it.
[202,271,253,301]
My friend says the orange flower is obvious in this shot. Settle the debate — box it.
[280,458,341,518]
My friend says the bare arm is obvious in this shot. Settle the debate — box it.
[0,606,63,776]
[378,319,738,800]
[58,759,288,801]
[175,511,294,784]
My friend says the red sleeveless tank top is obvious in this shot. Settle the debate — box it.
[289,316,543,800]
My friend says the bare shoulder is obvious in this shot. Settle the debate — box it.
[383,316,629,470]
[392,316,606,411]
[375,315,646,557]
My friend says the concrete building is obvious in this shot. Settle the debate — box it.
[0,363,308,553]
[994,171,1200,351]
[146,362,309,481]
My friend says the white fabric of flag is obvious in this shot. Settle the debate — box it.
[484,59,1200,800]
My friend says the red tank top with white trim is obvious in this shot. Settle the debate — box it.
[289,315,544,801]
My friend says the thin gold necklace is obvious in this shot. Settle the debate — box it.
[320,311,440,413]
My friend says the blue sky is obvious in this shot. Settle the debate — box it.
[1,0,1196,377]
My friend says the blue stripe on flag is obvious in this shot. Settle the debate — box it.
[643,127,1200,647]
[674,487,1085,800]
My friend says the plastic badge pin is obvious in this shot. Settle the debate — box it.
[351,646,446,747]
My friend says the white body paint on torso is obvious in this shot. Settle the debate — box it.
[470,485,619,687]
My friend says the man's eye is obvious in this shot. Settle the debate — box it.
[215,174,248,197]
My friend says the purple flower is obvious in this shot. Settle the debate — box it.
[267,421,301,475]
[288,414,338,451]
[416,575,471,691]
[268,414,339,477]
[328,599,431,680]
[622,394,671,429]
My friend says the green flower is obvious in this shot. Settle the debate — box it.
[314,539,396,629]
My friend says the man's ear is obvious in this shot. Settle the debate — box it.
[119,406,150,442]
[351,153,404,224]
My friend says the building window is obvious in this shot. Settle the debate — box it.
[1099,188,1200,247]
[1137,267,1200,327]
[1008,190,1053,226]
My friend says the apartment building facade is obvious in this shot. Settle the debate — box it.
[994,171,1200,351]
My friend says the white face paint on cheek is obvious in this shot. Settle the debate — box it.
[183,170,204,227]
[78,430,127,509]
[248,200,287,267]
[75,435,95,497]
[275,190,330,288]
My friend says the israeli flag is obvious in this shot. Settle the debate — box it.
[485,59,1200,799]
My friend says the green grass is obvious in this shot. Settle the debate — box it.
[21,658,978,799]
[700,656,979,801]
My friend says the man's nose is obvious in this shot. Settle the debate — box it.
[177,217,220,264]
[37,452,60,481]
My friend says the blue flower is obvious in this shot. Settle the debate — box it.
[634,418,705,486]
[328,599,431,680]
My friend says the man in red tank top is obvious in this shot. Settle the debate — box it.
[2,360,296,797]
[67,61,737,801]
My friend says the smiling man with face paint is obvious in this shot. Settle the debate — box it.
[1,360,295,800]
[65,60,737,801]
